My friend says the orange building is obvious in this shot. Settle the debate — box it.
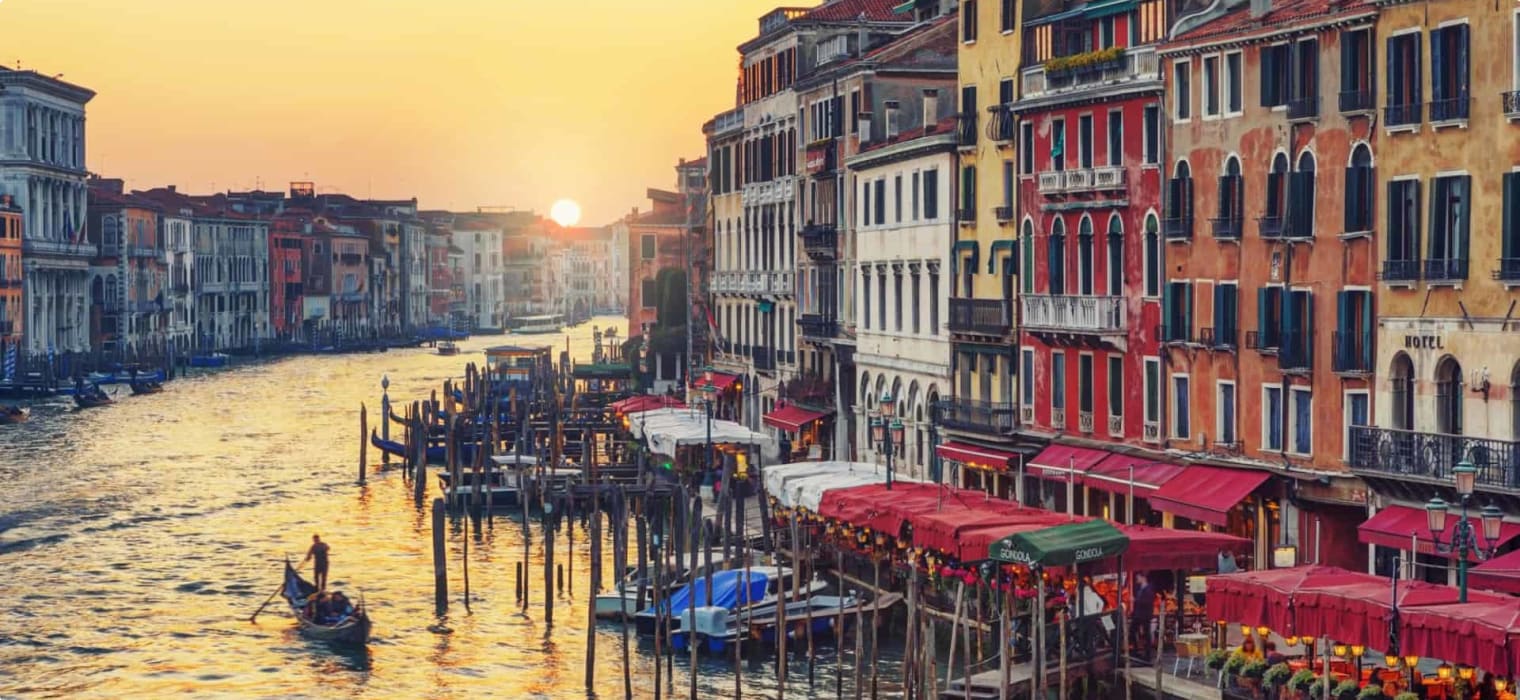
[625,187,697,340]
[0,195,21,348]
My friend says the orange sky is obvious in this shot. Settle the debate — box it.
[0,0,781,225]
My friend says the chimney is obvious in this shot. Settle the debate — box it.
[858,111,874,144]
[167,185,176,193]
[1250,0,1270,18]
[922,89,940,133]
[857,22,869,56]
[885,100,901,140]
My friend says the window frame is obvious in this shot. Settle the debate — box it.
[1143,356,1161,425]
[1171,373,1191,439]
[1223,50,1244,116]
[1263,385,1284,452]
[1020,346,1036,408]
[1051,350,1067,414]
[1289,386,1313,457]
[1106,355,1123,437]
[1343,388,1370,462]
[1173,59,1193,121]
[1217,380,1237,446]
[1201,54,1221,119]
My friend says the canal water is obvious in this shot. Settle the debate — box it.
[0,316,907,699]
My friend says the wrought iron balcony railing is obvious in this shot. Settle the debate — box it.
[1493,258,1520,282]
[1380,259,1421,282]
[1350,425,1520,491]
[798,313,839,340]
[1210,217,1242,240]
[1505,91,1520,119]
[1258,215,1285,239]
[1162,216,1192,241]
[1384,102,1422,127]
[1340,89,1375,113]
[1430,95,1471,123]
[957,112,978,148]
[1423,257,1469,283]
[801,223,837,261]
[935,397,1016,435]
[948,298,1011,335]
[1286,95,1319,121]
[1278,330,1312,371]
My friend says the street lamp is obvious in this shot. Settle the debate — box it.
[1426,458,1503,602]
[870,391,905,489]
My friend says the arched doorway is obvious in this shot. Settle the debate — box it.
[1390,353,1415,430]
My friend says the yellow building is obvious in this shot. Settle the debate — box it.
[932,0,1027,493]
[1353,0,1520,543]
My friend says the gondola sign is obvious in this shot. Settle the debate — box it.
[989,520,1129,568]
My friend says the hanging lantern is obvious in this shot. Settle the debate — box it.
[1437,664,1453,680]
[1332,644,1348,658]
[1494,678,1508,692]
[1384,654,1400,669]
[1349,644,1365,657]
[1458,666,1475,681]
[1403,655,1419,669]
[1285,635,1299,647]
[1256,625,1270,638]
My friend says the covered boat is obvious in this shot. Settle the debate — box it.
[280,561,371,644]
[73,386,112,409]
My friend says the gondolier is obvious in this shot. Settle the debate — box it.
[302,534,331,591]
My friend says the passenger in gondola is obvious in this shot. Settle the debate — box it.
[330,592,352,621]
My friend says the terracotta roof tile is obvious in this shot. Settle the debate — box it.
[1170,0,1372,46]
[802,0,912,22]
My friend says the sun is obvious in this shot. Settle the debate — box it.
[550,199,582,227]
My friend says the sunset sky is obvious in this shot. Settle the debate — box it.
[1,0,780,225]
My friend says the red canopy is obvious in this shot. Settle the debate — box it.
[914,507,1069,558]
[935,441,1020,470]
[691,371,738,392]
[1118,525,1249,571]
[1027,444,1109,481]
[955,518,1075,561]
[1358,504,1520,559]
[818,483,948,537]
[1149,465,1270,527]
[763,404,830,432]
[1206,565,1368,636]
[611,395,685,414]
[1470,547,1520,594]
[1294,576,1507,645]
[1083,454,1185,495]
[1401,600,1520,674]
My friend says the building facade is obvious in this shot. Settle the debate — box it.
[0,67,95,354]
[452,220,504,332]
[87,181,168,356]
[0,195,23,350]
[162,209,195,353]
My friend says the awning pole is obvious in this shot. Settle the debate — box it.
[1067,457,1075,520]
[1127,465,1135,525]
[1015,454,1025,505]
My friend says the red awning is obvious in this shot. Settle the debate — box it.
[1118,525,1249,571]
[1295,576,1507,646]
[763,404,830,432]
[692,371,738,392]
[1081,454,1185,495]
[1358,504,1520,559]
[1205,565,1368,636]
[611,395,685,414]
[1470,547,1520,594]
[956,517,1075,562]
[1027,444,1110,481]
[1401,600,1520,674]
[935,441,1019,470]
[817,483,946,538]
[1148,465,1270,527]
[913,505,1066,557]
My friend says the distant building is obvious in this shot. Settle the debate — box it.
[87,179,168,356]
[268,214,306,340]
[0,66,96,353]
[0,195,23,349]
[160,206,196,354]
[450,217,504,331]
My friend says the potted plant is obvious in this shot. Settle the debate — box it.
[1333,679,1360,700]
[1240,659,1269,690]
[1356,685,1387,700]
[1206,649,1230,671]
[1394,693,1418,700]
[1262,662,1293,691]
[1307,677,1334,700]
[1287,669,1318,698]
[1224,653,1247,681]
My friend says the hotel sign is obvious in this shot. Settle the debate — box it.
[1404,334,1445,349]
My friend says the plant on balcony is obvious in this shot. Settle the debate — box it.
[1286,669,1318,695]
[1356,685,1387,700]
[1261,662,1291,690]
[1332,679,1360,700]
[1045,46,1124,75]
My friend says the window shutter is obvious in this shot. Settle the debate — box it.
[1234,175,1244,221]
[1427,176,1440,260]
[1413,33,1424,105]
[1505,172,1518,260]
[1360,292,1373,369]
[1166,176,1180,214]
[1162,283,1173,339]
[1344,167,1359,232]
[1456,24,1469,96]
[1302,290,1314,368]
[1341,34,1355,97]
[1411,179,1423,259]
[1183,177,1194,222]
[1185,282,1194,339]
[1261,49,1276,106]
[1213,283,1225,333]
[1256,287,1269,341]
[1431,29,1445,101]
[1457,175,1472,261]
[1335,290,1349,342]
[1305,40,1319,103]
[1217,176,1231,218]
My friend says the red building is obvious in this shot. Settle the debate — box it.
[268,213,306,340]
[1012,0,1172,521]
[0,195,21,349]
[426,226,460,322]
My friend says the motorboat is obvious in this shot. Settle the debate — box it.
[510,314,564,334]
[592,548,762,620]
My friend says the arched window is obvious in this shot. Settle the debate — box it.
[1345,144,1374,233]
[1290,152,1316,238]
[1390,353,1414,430]
[1263,153,1290,237]
[1106,214,1123,296]
[1048,218,1067,295]
[859,372,872,406]
[1078,216,1095,295]
[1216,157,1244,237]
[1021,220,1035,294]
[1165,161,1193,238]
[1436,356,1463,435]
[1143,213,1160,296]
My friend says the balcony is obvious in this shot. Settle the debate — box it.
[1078,410,1094,434]
[1162,216,1192,241]
[1493,258,1520,283]
[1279,331,1312,372]
[1505,91,1520,119]
[1332,331,1373,374]
[1052,410,1066,431]
[1021,295,1125,335]
[782,373,834,409]
[1036,167,1125,195]
[1286,95,1319,121]
[339,253,364,265]
[1384,102,1422,128]
[129,245,160,259]
[1340,89,1375,113]
[1245,329,1280,352]
[801,223,838,261]
[1157,322,1193,345]
[1199,326,1239,350]
[1091,166,1126,191]
[1380,259,1421,283]
[1430,95,1471,124]
[1210,217,1242,240]
[766,271,794,296]
[1020,46,1159,100]
[936,397,1016,436]
[1258,215,1285,240]
[1350,425,1520,491]
[1064,169,1093,190]
[957,112,978,150]
[798,313,838,340]
[988,106,1014,145]
[1423,258,1468,284]
[753,349,776,372]
[1143,420,1160,443]
[1107,414,1123,437]
[0,278,20,289]
[948,298,1012,336]
[26,238,96,259]
[1037,172,1065,194]
[994,206,1014,222]
[958,207,977,224]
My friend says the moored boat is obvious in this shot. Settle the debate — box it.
[0,405,28,424]
[436,341,459,356]
[187,353,229,368]
[74,387,113,409]
[129,381,164,395]
[280,561,371,644]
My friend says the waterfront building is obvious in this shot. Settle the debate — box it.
[0,196,24,349]
[315,221,372,338]
[844,101,958,480]
[625,185,697,377]
[502,225,548,319]
[86,180,168,356]
[1350,0,1520,580]
[933,0,1027,491]
[0,67,95,354]
[789,11,957,463]
[160,206,195,353]
[400,219,429,332]
[705,107,748,419]
[450,217,504,332]
[1159,0,1377,571]
[425,225,462,325]
[268,214,306,341]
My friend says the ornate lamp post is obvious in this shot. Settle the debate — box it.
[1426,459,1503,602]
[870,391,905,489]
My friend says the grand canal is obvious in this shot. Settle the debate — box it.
[0,317,909,699]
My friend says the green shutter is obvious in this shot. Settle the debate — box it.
[1506,173,1518,260]
[1161,282,1173,340]
[1360,291,1373,368]
[1213,284,1224,335]
[1343,167,1359,232]
[1185,282,1194,341]
[1457,175,1472,262]
[1303,290,1314,368]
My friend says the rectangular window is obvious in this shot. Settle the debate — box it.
[1428,174,1471,279]
[862,271,871,330]
[1100,16,1115,47]
[1387,178,1422,269]
[862,178,872,227]
[894,175,903,223]
[1052,352,1066,412]
[911,171,921,221]
[1078,114,1093,168]
[874,179,887,225]
[1143,357,1160,424]
[641,278,657,308]
[1142,105,1159,164]
[1051,119,1066,170]
[1334,289,1374,372]
[923,168,940,220]
[1345,156,1375,234]
[960,165,976,215]
[1213,282,1238,347]
[1161,280,1193,342]
[894,272,903,331]
[1020,122,1035,173]
[1224,51,1243,114]
[1001,0,1016,32]
[1177,61,1195,119]
[1021,348,1035,407]
[963,0,978,42]
[1078,354,1093,414]
[911,272,921,334]
[1202,56,1220,116]
[1263,386,1284,451]
[1290,39,1320,115]
[1503,173,1520,277]
[641,235,656,259]
[1344,391,1370,461]
[1172,375,1191,439]
[1260,43,1292,107]
[1106,356,1122,432]
[1430,24,1470,120]
[1340,28,1375,111]
[1217,381,1237,446]
[1256,285,1284,348]
[878,267,886,330]
[1290,387,1313,455]
[1385,33,1423,125]
[929,272,940,334]
[1002,161,1014,208]
[1106,111,1122,167]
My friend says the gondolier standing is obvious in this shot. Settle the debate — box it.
[302,534,331,591]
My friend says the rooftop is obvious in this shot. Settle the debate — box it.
[1168,0,1373,48]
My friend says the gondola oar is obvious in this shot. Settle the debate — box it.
[250,561,301,622]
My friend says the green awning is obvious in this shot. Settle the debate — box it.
[1082,0,1137,19]
[572,364,632,379]
[950,240,979,276]
[990,520,1129,567]
[988,240,1015,273]
[891,0,917,13]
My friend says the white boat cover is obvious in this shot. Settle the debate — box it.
[761,460,922,511]
[642,413,772,457]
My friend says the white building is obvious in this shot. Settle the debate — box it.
[0,67,95,353]
[844,118,956,482]
[451,222,504,331]
[162,209,195,353]
[400,220,430,331]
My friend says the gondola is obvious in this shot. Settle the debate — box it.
[280,560,371,644]
[129,381,164,395]
[436,340,459,356]
[0,405,28,424]
[74,388,113,409]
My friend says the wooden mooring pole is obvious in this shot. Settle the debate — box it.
[431,498,448,615]
[358,402,367,484]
